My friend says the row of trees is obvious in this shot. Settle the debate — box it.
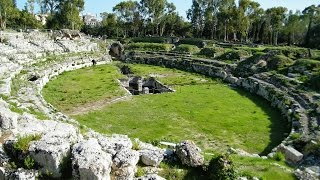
[1,0,320,48]
[187,0,320,47]
[0,0,85,30]
[83,0,191,38]
[84,0,320,48]
[0,0,42,29]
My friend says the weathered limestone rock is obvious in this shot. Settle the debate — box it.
[134,174,166,180]
[0,168,38,180]
[112,148,139,179]
[278,144,303,163]
[28,121,79,178]
[295,168,319,180]
[139,149,164,167]
[0,107,18,130]
[72,138,112,180]
[88,132,132,156]
[176,140,204,167]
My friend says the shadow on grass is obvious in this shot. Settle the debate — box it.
[233,87,291,156]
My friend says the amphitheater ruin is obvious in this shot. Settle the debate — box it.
[0,31,319,179]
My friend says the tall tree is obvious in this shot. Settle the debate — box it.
[187,0,206,37]
[0,0,15,29]
[113,0,141,37]
[46,0,84,29]
[37,0,59,14]
[303,5,320,47]
[217,0,236,41]
[140,0,167,36]
[265,7,287,45]
[27,0,36,14]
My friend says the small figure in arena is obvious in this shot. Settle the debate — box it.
[92,59,97,66]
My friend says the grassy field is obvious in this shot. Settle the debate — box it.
[42,65,126,114]
[43,63,290,155]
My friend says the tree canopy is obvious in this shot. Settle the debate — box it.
[1,0,320,49]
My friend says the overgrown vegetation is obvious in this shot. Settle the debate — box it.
[127,43,173,52]
[174,44,200,54]
[13,134,42,153]
[207,154,237,180]
[5,134,42,170]
[198,47,225,58]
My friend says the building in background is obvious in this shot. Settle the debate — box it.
[82,14,100,27]
[35,14,49,25]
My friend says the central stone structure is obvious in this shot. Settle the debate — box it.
[119,76,174,95]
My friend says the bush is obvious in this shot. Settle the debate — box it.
[131,37,166,43]
[293,59,320,71]
[174,44,200,54]
[199,47,225,58]
[179,38,206,48]
[128,43,172,52]
[207,154,238,180]
[290,133,301,140]
[273,152,285,161]
[305,72,320,91]
[267,55,294,70]
[218,50,250,61]
[24,155,35,169]
[263,47,310,59]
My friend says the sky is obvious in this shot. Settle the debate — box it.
[16,0,320,19]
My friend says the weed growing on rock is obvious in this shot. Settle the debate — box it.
[14,134,42,153]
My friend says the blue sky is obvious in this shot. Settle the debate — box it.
[17,0,320,19]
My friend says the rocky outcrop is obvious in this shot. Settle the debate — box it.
[112,148,140,179]
[139,149,164,167]
[278,144,303,163]
[72,138,113,180]
[27,120,80,177]
[0,168,38,180]
[0,106,18,131]
[176,140,204,167]
[134,174,166,180]
[135,140,165,167]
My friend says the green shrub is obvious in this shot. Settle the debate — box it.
[235,46,265,54]
[267,55,294,70]
[132,141,140,150]
[207,154,238,180]
[131,37,165,43]
[128,43,172,52]
[174,44,200,54]
[305,72,320,91]
[293,59,320,71]
[135,166,145,177]
[290,133,301,140]
[14,134,42,153]
[179,38,205,47]
[218,50,250,61]
[24,155,35,169]
[273,152,285,161]
[199,47,225,58]
[263,47,310,59]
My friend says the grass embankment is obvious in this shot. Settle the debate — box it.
[43,63,289,155]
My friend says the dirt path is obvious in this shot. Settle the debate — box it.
[68,94,132,116]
